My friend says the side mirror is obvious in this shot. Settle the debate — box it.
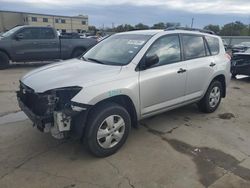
[15,33,24,40]
[144,54,159,68]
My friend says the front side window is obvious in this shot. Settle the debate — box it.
[17,28,40,39]
[205,36,220,55]
[39,28,55,39]
[145,35,181,67]
[61,19,66,24]
[83,34,152,65]
[183,35,206,60]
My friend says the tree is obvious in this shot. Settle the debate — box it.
[166,22,181,28]
[115,25,125,32]
[88,25,97,34]
[151,22,166,29]
[115,24,134,32]
[124,24,134,31]
[220,21,247,36]
[203,24,220,34]
[134,23,149,30]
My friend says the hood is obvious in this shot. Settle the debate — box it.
[21,59,122,93]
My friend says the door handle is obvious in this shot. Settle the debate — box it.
[177,68,187,74]
[210,62,216,67]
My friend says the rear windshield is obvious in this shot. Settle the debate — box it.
[205,36,220,55]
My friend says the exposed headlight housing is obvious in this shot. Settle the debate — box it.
[45,86,82,111]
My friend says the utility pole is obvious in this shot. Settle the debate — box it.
[191,18,194,28]
[248,16,250,36]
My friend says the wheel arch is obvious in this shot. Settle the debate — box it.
[88,95,138,128]
[210,74,226,98]
[0,48,11,60]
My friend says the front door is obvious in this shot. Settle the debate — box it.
[139,34,187,117]
[12,27,60,62]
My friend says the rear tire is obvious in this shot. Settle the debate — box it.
[71,48,85,58]
[84,102,131,157]
[198,80,223,113]
[0,51,10,70]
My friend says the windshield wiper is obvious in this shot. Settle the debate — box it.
[87,58,105,64]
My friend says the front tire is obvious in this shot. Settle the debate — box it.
[198,80,222,113]
[84,102,131,157]
[0,51,10,70]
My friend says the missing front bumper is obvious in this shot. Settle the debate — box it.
[17,95,53,132]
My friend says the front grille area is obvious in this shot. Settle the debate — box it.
[18,83,55,116]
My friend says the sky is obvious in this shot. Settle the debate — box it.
[1,0,250,28]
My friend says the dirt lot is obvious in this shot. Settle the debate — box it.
[0,64,250,188]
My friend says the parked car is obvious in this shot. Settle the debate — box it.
[231,42,250,54]
[0,26,97,69]
[17,28,231,157]
[231,48,250,77]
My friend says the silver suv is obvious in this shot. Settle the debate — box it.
[17,28,231,157]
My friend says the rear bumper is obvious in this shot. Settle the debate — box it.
[17,92,53,132]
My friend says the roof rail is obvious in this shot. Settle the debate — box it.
[165,27,215,35]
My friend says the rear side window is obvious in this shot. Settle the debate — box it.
[39,28,55,39]
[205,36,220,55]
[183,35,206,60]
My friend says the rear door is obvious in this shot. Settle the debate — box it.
[182,34,217,101]
[38,28,60,60]
[12,27,60,61]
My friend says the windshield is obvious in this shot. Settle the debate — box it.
[1,26,22,37]
[83,34,152,65]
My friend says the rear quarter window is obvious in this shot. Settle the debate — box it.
[205,36,220,55]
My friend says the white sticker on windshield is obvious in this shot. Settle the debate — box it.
[127,40,145,45]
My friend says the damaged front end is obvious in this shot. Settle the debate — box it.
[17,82,87,139]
